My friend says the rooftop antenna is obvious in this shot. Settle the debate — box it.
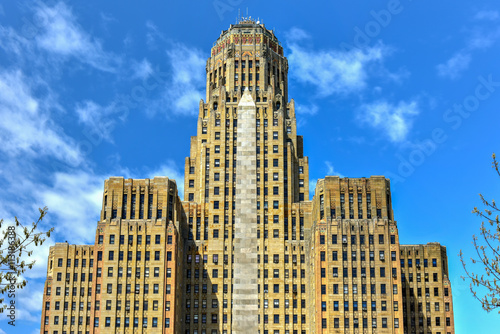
[238,8,240,23]
[246,7,248,19]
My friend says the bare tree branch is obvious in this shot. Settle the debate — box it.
[0,207,53,313]
[461,153,500,313]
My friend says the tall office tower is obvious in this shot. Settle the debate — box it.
[182,18,310,334]
[40,19,455,334]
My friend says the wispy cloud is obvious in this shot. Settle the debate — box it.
[295,103,319,116]
[357,99,420,143]
[145,20,165,50]
[436,52,472,80]
[132,58,153,79]
[295,102,319,128]
[75,100,127,143]
[286,27,392,97]
[437,12,500,79]
[146,42,205,116]
[325,161,345,177]
[474,10,499,21]
[0,69,82,165]
[33,1,120,72]
[36,170,103,244]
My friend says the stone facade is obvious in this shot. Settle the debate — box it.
[40,19,455,334]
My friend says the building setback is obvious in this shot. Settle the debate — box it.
[40,19,455,334]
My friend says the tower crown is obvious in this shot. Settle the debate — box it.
[212,21,283,59]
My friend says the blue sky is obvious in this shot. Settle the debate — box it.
[0,0,499,332]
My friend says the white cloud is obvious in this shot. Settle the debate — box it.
[36,171,103,244]
[286,28,391,96]
[75,100,126,143]
[437,14,500,79]
[0,69,82,165]
[33,1,119,72]
[295,103,319,116]
[357,99,420,143]
[325,161,345,178]
[286,27,310,42]
[145,20,165,49]
[467,28,500,50]
[0,25,32,57]
[166,43,205,114]
[146,43,205,116]
[436,52,471,80]
[15,277,46,321]
[474,10,499,21]
[132,58,153,79]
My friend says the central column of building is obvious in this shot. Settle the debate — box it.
[232,88,259,333]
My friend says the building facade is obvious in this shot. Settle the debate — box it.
[40,19,455,334]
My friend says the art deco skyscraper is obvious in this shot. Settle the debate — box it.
[40,19,455,334]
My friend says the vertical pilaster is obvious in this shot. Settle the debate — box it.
[232,88,259,333]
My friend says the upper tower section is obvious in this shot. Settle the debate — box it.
[206,18,288,104]
[185,19,308,208]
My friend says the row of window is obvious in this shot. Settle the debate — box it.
[322,300,397,312]
[403,301,452,313]
[97,234,171,245]
[402,286,447,297]
[185,297,308,310]
[320,265,397,279]
[326,250,388,262]
[185,283,307,295]
[402,272,441,283]
[46,282,170,296]
[401,258,438,268]
[184,313,306,325]
[97,250,171,262]
[321,317,395,329]
[57,258,93,268]
[322,283,395,295]
[95,266,165,278]
[186,268,305,280]
[98,283,170,294]
[320,233,395,245]
[45,299,169,312]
